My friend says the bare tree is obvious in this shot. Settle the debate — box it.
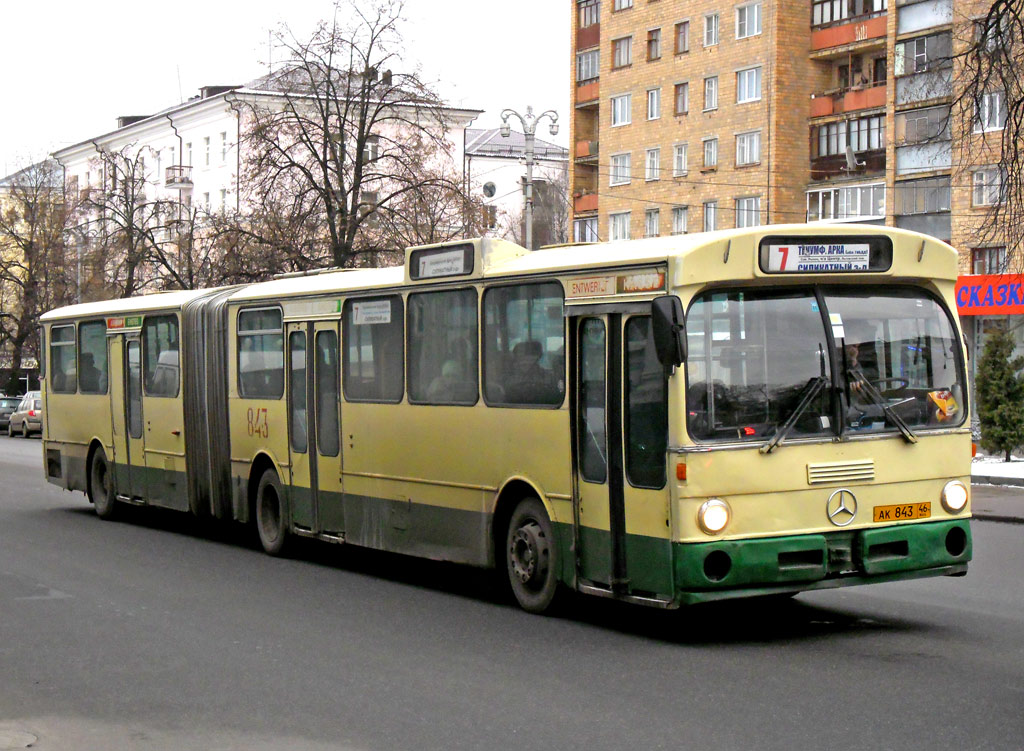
[237,0,468,269]
[0,160,71,393]
[953,0,1024,269]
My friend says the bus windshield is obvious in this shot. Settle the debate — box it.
[685,286,965,444]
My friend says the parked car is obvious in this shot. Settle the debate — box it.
[0,396,21,433]
[8,391,42,438]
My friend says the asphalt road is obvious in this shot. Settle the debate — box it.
[1,437,1022,751]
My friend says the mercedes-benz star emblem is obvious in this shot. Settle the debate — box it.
[827,488,858,527]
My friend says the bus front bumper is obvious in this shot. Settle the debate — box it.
[672,519,972,606]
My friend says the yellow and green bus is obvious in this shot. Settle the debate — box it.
[40,225,972,612]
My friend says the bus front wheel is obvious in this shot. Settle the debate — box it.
[255,469,290,556]
[506,497,561,614]
[88,447,117,520]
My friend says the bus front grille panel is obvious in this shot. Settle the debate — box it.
[806,459,874,485]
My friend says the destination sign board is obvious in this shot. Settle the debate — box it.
[758,235,892,274]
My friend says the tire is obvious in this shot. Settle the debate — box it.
[505,497,562,614]
[255,469,290,556]
[22,422,30,439]
[88,447,118,520]
[6,423,12,437]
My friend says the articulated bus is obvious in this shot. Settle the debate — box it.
[40,225,972,612]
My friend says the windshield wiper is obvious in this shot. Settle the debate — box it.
[760,376,829,454]
[847,367,918,444]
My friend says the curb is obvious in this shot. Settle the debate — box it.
[971,474,1024,488]
[972,513,1024,524]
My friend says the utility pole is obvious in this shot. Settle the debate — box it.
[499,106,558,250]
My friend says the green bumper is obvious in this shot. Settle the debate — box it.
[673,519,972,605]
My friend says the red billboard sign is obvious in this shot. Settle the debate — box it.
[955,274,1024,316]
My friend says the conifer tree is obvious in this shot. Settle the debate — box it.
[976,328,1024,461]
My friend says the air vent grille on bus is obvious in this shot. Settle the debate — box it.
[806,459,875,485]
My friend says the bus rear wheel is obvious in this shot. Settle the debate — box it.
[88,447,117,520]
[506,497,561,614]
[255,469,290,556]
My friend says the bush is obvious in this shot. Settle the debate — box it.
[976,328,1024,461]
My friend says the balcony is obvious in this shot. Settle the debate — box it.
[895,68,952,106]
[576,79,599,106]
[810,14,887,53]
[165,165,193,189]
[575,140,599,162]
[811,149,885,181]
[810,84,886,117]
[577,23,600,50]
[574,193,598,214]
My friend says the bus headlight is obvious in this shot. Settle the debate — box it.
[698,498,731,535]
[941,481,969,514]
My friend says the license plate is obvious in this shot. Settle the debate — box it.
[873,502,931,522]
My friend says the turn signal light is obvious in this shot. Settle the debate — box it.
[676,462,687,481]
[971,443,978,457]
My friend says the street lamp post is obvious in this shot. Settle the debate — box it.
[500,106,558,251]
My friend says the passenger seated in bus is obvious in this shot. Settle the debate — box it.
[427,360,467,403]
[79,353,102,393]
[504,340,558,404]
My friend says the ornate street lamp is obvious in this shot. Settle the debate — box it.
[500,106,558,250]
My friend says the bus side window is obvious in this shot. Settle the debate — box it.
[238,308,284,399]
[143,315,180,398]
[408,289,478,406]
[625,316,668,489]
[78,320,108,395]
[342,296,404,403]
[50,324,77,394]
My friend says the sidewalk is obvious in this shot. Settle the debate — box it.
[971,454,1024,523]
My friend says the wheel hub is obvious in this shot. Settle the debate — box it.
[510,521,548,585]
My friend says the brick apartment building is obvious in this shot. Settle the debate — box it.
[569,0,1018,375]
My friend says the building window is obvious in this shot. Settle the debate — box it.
[611,93,632,125]
[647,88,661,119]
[675,21,690,53]
[703,76,718,110]
[672,206,688,234]
[203,192,210,210]
[736,2,762,38]
[975,91,1007,133]
[646,147,661,180]
[972,247,1006,275]
[735,196,761,228]
[895,176,951,215]
[574,216,599,242]
[579,0,600,27]
[896,105,950,144]
[973,168,1004,206]
[672,82,689,115]
[736,66,762,103]
[220,188,228,212]
[614,0,633,10]
[613,36,632,68]
[703,201,717,231]
[610,152,632,185]
[647,28,662,60]
[736,131,761,165]
[703,138,718,168]
[185,142,192,166]
[483,205,498,229]
[221,131,228,161]
[577,50,600,83]
[704,13,719,46]
[805,182,885,221]
[610,211,631,240]
[814,115,885,156]
[812,0,849,27]
[894,32,952,76]
[673,143,688,176]
[645,209,660,237]
[204,136,210,166]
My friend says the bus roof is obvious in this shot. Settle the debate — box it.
[227,265,405,303]
[41,288,219,322]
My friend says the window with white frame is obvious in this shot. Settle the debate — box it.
[220,188,227,212]
[575,216,599,242]
[611,153,632,185]
[645,208,660,237]
[204,137,211,166]
[805,182,885,221]
[672,206,688,234]
[703,138,718,168]
[220,132,228,162]
[704,13,719,46]
[975,91,1007,133]
[703,201,717,231]
[736,66,762,103]
[579,0,600,25]
[673,143,688,175]
[646,148,661,180]
[735,196,761,227]
[815,115,885,156]
[674,82,689,114]
[613,36,632,68]
[736,2,762,38]
[577,49,600,82]
[704,76,718,110]
[973,168,1004,206]
[614,0,633,10]
[610,211,631,240]
[736,131,761,165]
[675,21,690,53]
[612,93,632,125]
[647,88,661,119]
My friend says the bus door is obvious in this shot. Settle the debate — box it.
[285,320,343,538]
[109,335,147,502]
[573,313,672,598]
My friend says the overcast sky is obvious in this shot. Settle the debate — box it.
[0,0,569,175]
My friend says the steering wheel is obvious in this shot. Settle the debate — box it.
[872,377,908,393]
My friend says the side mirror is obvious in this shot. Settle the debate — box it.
[652,295,686,368]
